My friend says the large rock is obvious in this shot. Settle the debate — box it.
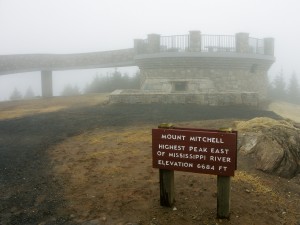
[237,117,300,178]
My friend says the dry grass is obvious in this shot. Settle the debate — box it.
[233,171,274,194]
[0,93,108,120]
[235,117,294,131]
[268,101,300,123]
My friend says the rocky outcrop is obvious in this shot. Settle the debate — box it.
[237,117,300,178]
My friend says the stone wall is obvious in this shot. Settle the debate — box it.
[138,57,270,100]
[109,90,259,106]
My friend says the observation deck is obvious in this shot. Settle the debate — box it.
[111,31,275,106]
[133,31,274,68]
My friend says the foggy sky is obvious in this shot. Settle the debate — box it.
[0,0,299,100]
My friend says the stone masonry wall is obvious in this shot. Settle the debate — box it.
[140,67,269,100]
[109,90,259,106]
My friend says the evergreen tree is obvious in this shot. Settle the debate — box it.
[10,88,22,100]
[85,75,108,93]
[84,70,141,94]
[270,69,287,101]
[61,84,80,96]
[287,72,300,104]
[131,71,141,88]
[110,70,123,90]
[24,86,35,99]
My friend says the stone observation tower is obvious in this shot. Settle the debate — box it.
[0,30,274,105]
[110,30,275,106]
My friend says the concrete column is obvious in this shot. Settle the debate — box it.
[189,30,201,52]
[147,34,160,53]
[235,32,249,53]
[41,70,53,97]
[264,38,274,56]
[134,39,146,54]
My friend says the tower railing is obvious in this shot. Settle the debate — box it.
[201,34,236,52]
[137,33,268,55]
[248,37,264,54]
[160,35,190,52]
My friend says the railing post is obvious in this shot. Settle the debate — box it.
[235,32,249,53]
[264,38,274,56]
[189,30,201,52]
[147,34,161,53]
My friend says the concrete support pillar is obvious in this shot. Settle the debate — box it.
[41,70,53,97]
[147,34,160,53]
[134,39,146,54]
[264,38,274,56]
[235,32,249,53]
[189,30,201,52]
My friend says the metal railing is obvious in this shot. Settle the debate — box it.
[160,35,190,52]
[138,34,266,55]
[201,34,236,52]
[249,37,264,54]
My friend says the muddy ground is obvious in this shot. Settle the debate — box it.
[0,95,300,225]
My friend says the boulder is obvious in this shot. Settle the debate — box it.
[237,117,300,178]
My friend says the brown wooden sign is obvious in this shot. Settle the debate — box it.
[152,127,237,176]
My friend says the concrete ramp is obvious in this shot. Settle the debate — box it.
[0,48,136,75]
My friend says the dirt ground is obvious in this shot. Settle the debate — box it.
[0,94,300,225]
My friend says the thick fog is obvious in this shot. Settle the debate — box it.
[0,0,299,101]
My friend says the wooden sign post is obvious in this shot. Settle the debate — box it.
[158,123,174,207]
[159,169,174,207]
[217,175,231,218]
[152,125,237,219]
